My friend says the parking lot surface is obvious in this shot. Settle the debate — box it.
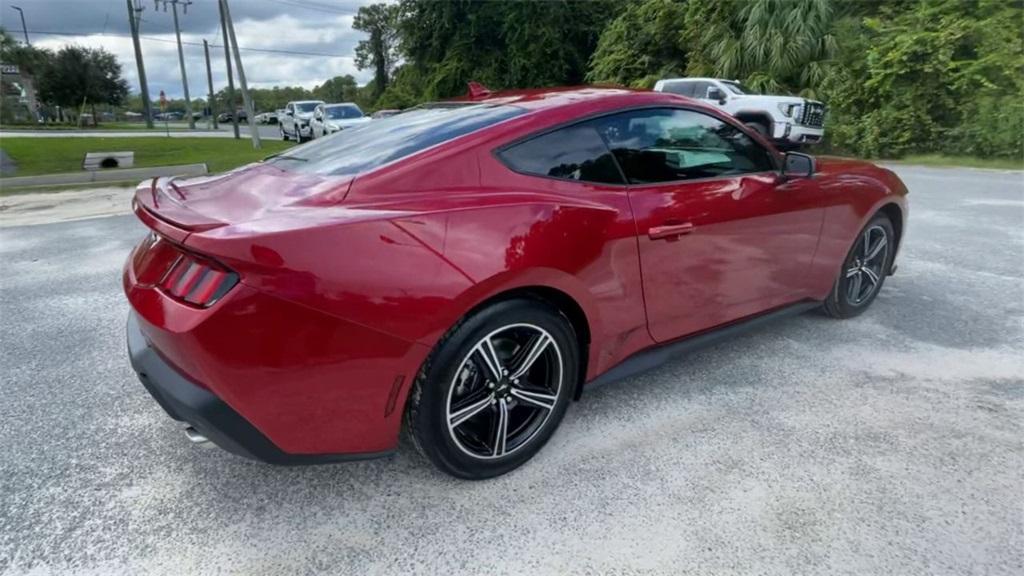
[1,165,1021,575]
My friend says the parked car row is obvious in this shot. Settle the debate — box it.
[216,110,247,123]
[279,100,371,142]
[255,112,279,124]
[154,111,204,121]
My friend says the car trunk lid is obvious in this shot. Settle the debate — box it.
[133,163,353,233]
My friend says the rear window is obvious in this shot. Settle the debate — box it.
[267,104,524,176]
[326,105,363,119]
[498,124,624,185]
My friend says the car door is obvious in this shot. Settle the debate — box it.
[593,107,824,342]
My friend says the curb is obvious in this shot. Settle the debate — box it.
[0,163,208,188]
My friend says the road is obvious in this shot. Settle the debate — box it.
[1,166,1021,575]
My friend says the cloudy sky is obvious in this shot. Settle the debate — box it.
[1,0,376,99]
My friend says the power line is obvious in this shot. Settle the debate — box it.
[23,29,353,59]
[257,0,352,15]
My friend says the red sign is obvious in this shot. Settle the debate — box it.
[159,90,167,112]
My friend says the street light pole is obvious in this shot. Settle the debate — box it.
[203,39,217,130]
[168,0,195,129]
[218,0,239,139]
[220,0,260,149]
[126,0,154,128]
[10,5,30,45]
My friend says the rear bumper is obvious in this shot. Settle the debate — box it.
[127,311,393,465]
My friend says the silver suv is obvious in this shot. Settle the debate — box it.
[280,100,324,143]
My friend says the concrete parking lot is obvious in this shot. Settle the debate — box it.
[1,165,1021,575]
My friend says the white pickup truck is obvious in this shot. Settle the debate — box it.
[653,77,825,146]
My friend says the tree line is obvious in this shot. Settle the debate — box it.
[357,0,1022,160]
[0,34,129,125]
[3,0,1020,159]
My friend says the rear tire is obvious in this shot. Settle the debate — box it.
[823,213,895,319]
[280,124,289,141]
[407,299,578,479]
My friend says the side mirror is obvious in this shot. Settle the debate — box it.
[286,110,294,116]
[782,152,815,179]
[707,87,726,103]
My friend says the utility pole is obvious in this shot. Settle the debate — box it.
[10,5,29,45]
[218,0,239,139]
[159,0,195,129]
[203,40,217,130]
[127,0,154,128]
[220,0,261,149]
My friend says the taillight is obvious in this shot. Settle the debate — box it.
[159,251,238,307]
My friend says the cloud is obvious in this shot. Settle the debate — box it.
[3,0,374,99]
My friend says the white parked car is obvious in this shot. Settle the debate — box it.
[310,103,371,139]
[653,77,825,146]
[280,100,324,143]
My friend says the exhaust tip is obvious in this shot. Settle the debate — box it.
[184,426,211,445]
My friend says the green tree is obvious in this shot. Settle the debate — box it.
[36,45,128,125]
[385,0,619,103]
[354,3,400,98]
[313,74,360,103]
[0,29,50,76]
[819,0,1023,158]
[586,0,689,88]
[685,0,838,95]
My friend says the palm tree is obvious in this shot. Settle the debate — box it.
[690,0,838,96]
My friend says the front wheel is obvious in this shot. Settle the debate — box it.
[407,299,578,479]
[823,213,895,318]
[745,121,769,137]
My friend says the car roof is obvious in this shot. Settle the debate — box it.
[461,86,701,115]
[324,103,359,107]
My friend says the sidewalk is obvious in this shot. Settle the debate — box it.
[0,186,135,227]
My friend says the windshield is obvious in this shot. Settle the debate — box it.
[722,81,750,95]
[296,102,320,113]
[267,104,524,176]
[326,105,363,119]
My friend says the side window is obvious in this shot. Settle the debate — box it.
[592,108,774,183]
[499,123,624,185]
[661,81,693,97]
[691,81,711,99]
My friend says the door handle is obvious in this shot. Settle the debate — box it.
[648,222,695,240]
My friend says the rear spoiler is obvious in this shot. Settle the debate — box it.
[133,177,226,239]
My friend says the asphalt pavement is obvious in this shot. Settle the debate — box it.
[0,165,1021,575]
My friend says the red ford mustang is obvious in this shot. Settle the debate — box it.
[124,87,908,479]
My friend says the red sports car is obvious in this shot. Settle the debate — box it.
[124,87,907,479]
